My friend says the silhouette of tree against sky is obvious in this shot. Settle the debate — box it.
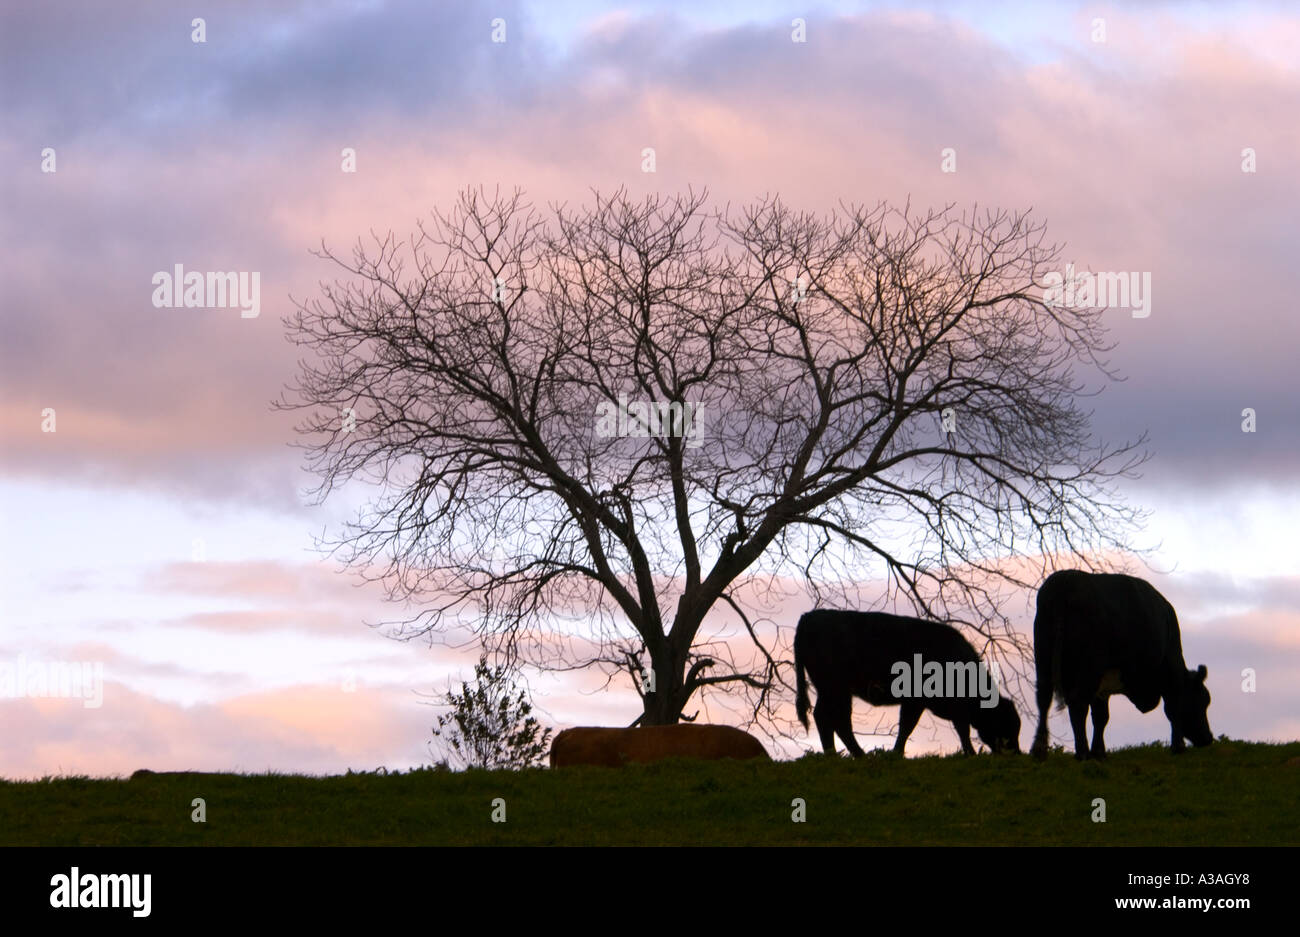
[278,187,1145,733]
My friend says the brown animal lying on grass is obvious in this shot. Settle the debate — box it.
[550,724,771,767]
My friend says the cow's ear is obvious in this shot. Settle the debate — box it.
[1197,665,1208,682]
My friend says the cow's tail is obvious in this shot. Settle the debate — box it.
[1030,586,1064,761]
[794,617,811,730]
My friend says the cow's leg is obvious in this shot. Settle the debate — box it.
[1031,684,1053,760]
[812,696,839,754]
[1089,696,1110,759]
[1068,700,1091,760]
[1170,722,1186,754]
[954,720,977,756]
[894,702,922,756]
[839,733,867,757]
[835,702,866,758]
[814,694,865,756]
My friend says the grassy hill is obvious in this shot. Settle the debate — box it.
[2,739,1296,846]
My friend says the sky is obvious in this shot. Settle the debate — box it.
[1,0,1298,778]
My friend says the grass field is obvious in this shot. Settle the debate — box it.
[2,739,1296,846]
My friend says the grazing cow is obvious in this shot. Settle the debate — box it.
[1029,569,1212,761]
[794,609,1021,756]
[549,724,770,768]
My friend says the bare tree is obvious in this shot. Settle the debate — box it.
[278,187,1145,733]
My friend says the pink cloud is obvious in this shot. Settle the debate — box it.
[0,682,435,780]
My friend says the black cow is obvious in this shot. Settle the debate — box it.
[1029,569,1212,761]
[794,609,1021,756]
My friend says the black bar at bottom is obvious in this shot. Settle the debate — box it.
[0,845,1280,924]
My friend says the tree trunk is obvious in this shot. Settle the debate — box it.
[640,658,687,725]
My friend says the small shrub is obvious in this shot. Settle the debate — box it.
[429,655,553,770]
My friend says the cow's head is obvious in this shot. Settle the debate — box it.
[1167,664,1213,749]
[976,696,1021,753]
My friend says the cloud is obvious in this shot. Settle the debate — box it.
[4,6,1297,497]
[0,1,543,142]
[0,681,435,779]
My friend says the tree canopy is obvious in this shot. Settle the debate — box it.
[279,187,1144,733]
